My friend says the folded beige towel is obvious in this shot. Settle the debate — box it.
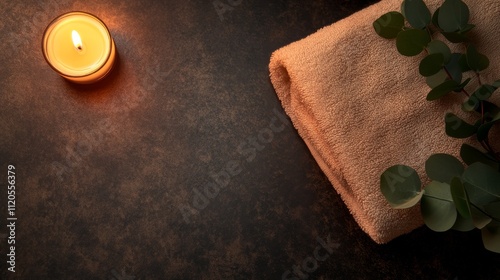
[269,0,500,244]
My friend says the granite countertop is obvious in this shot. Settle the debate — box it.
[1,0,499,279]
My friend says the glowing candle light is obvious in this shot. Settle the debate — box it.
[72,30,83,51]
[42,12,116,84]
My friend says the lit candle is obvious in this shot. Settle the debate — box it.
[42,12,116,84]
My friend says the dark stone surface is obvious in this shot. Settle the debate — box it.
[0,0,499,279]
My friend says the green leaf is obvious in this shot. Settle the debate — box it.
[482,101,500,117]
[426,80,459,101]
[402,0,431,29]
[431,8,440,29]
[466,45,490,72]
[427,40,451,63]
[472,85,497,101]
[396,29,431,56]
[482,221,500,253]
[462,163,500,199]
[485,201,500,221]
[460,144,500,169]
[458,54,471,72]
[419,53,444,77]
[450,177,471,218]
[476,112,500,141]
[493,80,500,89]
[438,0,470,32]
[425,154,464,183]
[466,163,500,196]
[461,95,480,112]
[444,113,477,138]
[452,212,475,232]
[426,69,448,89]
[441,31,469,43]
[477,122,500,142]
[454,77,471,93]
[470,203,493,229]
[423,181,454,202]
[444,53,463,83]
[421,181,457,232]
[380,165,423,209]
[373,12,405,39]
[460,23,475,34]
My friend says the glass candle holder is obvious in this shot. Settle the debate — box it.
[42,12,116,84]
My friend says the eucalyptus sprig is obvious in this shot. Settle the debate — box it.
[373,0,500,253]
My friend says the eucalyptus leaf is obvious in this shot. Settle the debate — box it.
[452,212,475,232]
[466,45,490,72]
[461,96,480,112]
[426,69,448,89]
[425,153,464,183]
[470,203,493,229]
[465,163,500,194]
[421,181,457,232]
[427,80,459,101]
[450,177,471,218]
[482,101,500,118]
[482,221,500,253]
[427,40,452,63]
[460,144,500,169]
[438,0,470,32]
[373,12,405,39]
[380,165,423,209]
[458,54,471,72]
[444,113,477,138]
[402,0,431,29]
[372,0,499,253]
[462,163,500,199]
[469,102,500,122]
[419,53,444,77]
[472,84,496,101]
[424,181,454,201]
[396,28,431,56]
[454,78,471,93]
[477,115,500,142]
[485,201,500,221]
[476,110,500,142]
[493,80,500,89]
[470,205,493,229]
[460,23,475,34]
[431,8,440,29]
[441,31,469,43]
[444,53,463,83]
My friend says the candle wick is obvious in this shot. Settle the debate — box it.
[77,46,82,51]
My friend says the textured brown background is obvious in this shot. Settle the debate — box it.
[1,0,499,279]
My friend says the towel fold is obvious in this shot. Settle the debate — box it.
[269,0,500,244]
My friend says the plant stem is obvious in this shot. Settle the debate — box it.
[426,26,433,40]
[475,72,483,85]
[442,67,470,97]
[473,71,498,159]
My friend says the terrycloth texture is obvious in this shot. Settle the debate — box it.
[269,0,500,244]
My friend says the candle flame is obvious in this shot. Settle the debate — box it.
[72,30,82,51]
